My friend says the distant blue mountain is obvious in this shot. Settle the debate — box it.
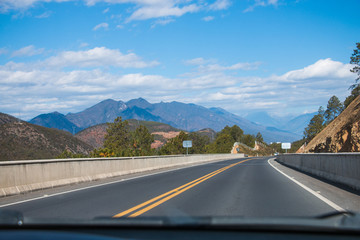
[285,113,316,135]
[121,106,164,123]
[244,111,316,137]
[245,111,282,128]
[126,97,153,109]
[29,112,81,134]
[66,99,128,128]
[29,98,302,142]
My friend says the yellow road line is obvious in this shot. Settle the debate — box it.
[113,158,252,218]
[113,164,231,218]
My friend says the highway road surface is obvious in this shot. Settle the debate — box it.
[0,157,346,220]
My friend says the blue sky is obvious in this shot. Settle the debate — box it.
[0,0,359,120]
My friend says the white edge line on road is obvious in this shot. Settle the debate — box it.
[267,158,344,212]
[0,157,241,208]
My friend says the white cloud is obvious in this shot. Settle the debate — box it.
[185,57,261,72]
[0,0,71,12]
[79,0,203,22]
[44,47,159,68]
[1,0,232,26]
[185,57,215,65]
[93,22,109,31]
[1,47,160,71]
[182,72,237,89]
[79,42,89,48]
[11,45,44,57]
[0,67,176,119]
[111,14,122,20]
[202,16,214,21]
[0,0,40,12]
[127,2,200,22]
[0,53,355,121]
[281,58,353,80]
[243,0,278,13]
[220,62,262,71]
[151,18,175,28]
[35,11,52,18]
[0,48,8,55]
[208,0,231,11]
[199,58,355,115]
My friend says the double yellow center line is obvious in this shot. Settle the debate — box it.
[113,158,252,218]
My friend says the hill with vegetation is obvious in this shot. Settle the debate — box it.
[75,119,181,149]
[196,128,217,141]
[0,112,20,125]
[0,113,93,161]
[79,117,273,157]
[303,95,360,152]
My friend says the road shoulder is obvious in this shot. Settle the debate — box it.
[268,158,360,212]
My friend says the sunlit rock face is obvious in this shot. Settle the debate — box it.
[306,96,360,153]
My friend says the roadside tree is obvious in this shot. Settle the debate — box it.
[255,132,264,143]
[344,85,360,108]
[103,117,131,156]
[206,133,234,153]
[350,42,360,90]
[188,132,210,154]
[132,125,154,156]
[304,107,325,142]
[324,95,343,125]
[344,42,360,108]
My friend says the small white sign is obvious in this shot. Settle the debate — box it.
[183,140,192,148]
[281,142,291,149]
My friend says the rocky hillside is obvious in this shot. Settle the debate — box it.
[303,95,360,152]
[0,112,20,125]
[0,113,93,161]
[75,123,108,149]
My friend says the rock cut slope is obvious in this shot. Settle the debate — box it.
[304,95,360,152]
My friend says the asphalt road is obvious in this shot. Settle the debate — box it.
[1,157,335,220]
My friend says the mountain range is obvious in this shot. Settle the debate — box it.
[244,111,316,136]
[29,98,302,143]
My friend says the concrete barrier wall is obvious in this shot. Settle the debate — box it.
[0,154,244,197]
[276,153,360,191]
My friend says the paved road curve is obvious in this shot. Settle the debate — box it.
[2,157,335,220]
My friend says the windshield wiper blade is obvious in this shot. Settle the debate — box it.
[315,211,355,219]
[92,216,211,226]
[93,216,166,226]
[314,211,360,231]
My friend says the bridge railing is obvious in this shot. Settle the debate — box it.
[0,154,244,197]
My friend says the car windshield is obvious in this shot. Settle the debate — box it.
[0,0,360,231]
